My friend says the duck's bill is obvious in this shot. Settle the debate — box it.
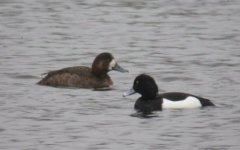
[113,63,129,73]
[123,88,136,97]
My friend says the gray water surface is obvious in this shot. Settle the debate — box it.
[1,0,240,149]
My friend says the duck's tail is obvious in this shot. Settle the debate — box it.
[200,97,215,107]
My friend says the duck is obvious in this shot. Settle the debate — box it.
[38,52,128,88]
[123,74,215,113]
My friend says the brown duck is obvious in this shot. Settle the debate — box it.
[38,52,128,88]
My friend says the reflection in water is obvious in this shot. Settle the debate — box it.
[0,0,240,149]
[130,112,159,119]
[93,87,114,91]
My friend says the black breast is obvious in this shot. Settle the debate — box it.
[134,97,163,113]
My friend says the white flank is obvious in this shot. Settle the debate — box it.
[109,59,116,70]
[162,96,202,109]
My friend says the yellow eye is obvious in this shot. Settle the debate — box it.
[135,80,139,84]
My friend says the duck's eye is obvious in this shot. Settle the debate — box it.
[135,80,139,85]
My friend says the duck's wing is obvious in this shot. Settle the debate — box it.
[160,92,215,106]
[47,66,90,76]
[160,92,190,101]
[37,66,92,87]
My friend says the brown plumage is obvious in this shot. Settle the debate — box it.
[37,52,128,88]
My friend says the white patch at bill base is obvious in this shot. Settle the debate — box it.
[109,59,116,70]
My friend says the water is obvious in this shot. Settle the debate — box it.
[0,0,240,149]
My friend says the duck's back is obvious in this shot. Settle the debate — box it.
[160,92,215,107]
[38,66,112,88]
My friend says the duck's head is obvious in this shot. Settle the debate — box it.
[123,74,158,100]
[92,52,128,76]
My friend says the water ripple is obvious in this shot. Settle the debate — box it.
[1,0,240,149]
